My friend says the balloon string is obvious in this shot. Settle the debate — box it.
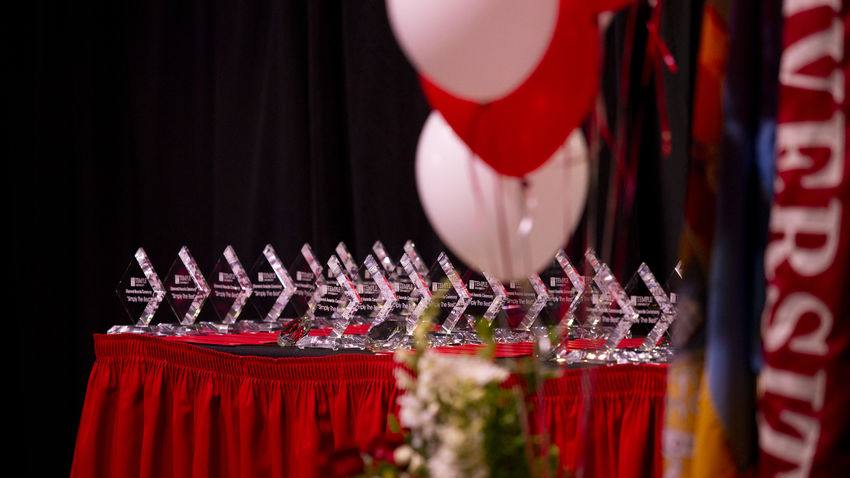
[467,148,486,229]
[517,178,535,276]
[494,176,513,280]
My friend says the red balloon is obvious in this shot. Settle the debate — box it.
[420,0,599,177]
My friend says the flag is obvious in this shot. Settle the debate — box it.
[664,0,781,476]
[758,1,850,476]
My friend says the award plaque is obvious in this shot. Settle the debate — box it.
[295,255,364,350]
[630,263,676,361]
[278,243,327,346]
[163,246,212,335]
[536,250,579,329]
[461,269,508,326]
[580,249,615,338]
[110,247,166,334]
[622,264,664,342]
[206,245,254,333]
[372,240,398,279]
[403,240,430,278]
[494,274,549,343]
[426,252,471,345]
[365,252,432,352]
[248,244,296,332]
[564,259,640,364]
[354,254,398,325]
[400,253,433,333]
[335,241,363,283]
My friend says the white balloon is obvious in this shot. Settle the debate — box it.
[416,112,589,281]
[386,0,559,103]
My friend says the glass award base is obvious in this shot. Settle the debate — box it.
[198,321,258,334]
[492,328,534,343]
[295,334,367,350]
[425,330,470,347]
[364,321,411,352]
[107,324,166,336]
[492,325,553,344]
[277,317,314,346]
[252,318,291,333]
[553,345,674,365]
[155,322,219,336]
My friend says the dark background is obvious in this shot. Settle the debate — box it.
[22,1,700,473]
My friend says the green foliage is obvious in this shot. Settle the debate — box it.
[355,281,572,478]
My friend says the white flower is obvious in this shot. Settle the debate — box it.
[393,445,413,466]
[393,350,511,478]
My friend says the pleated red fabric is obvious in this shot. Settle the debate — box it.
[71,334,666,478]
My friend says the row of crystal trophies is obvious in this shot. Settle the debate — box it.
[111,240,681,364]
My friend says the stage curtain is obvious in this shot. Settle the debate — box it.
[71,334,667,477]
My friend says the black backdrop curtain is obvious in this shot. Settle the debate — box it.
[23,1,699,474]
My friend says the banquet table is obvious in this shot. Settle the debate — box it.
[71,333,668,478]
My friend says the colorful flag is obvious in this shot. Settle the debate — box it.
[664,0,781,476]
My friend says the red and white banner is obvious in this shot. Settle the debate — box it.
[759,0,850,476]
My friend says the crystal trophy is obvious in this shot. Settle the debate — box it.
[564,258,640,364]
[456,268,508,343]
[541,250,596,360]
[461,269,508,326]
[335,241,363,283]
[365,242,433,351]
[399,253,433,334]
[403,240,431,278]
[248,244,296,332]
[372,240,398,279]
[627,263,676,361]
[295,255,364,349]
[110,247,166,334]
[494,275,549,343]
[426,252,472,346]
[162,246,212,335]
[278,243,327,346]
[205,245,254,333]
[580,249,615,338]
[364,255,398,324]
[536,251,578,329]
[354,255,398,325]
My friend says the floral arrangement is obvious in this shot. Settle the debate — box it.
[349,305,567,478]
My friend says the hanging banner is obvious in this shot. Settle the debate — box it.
[759,1,850,476]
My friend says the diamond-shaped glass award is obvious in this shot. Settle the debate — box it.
[399,253,433,333]
[110,247,166,334]
[295,255,364,350]
[206,245,254,333]
[403,240,431,278]
[248,244,296,332]
[545,251,595,361]
[461,269,508,326]
[353,254,398,325]
[372,240,399,279]
[335,241,363,283]
[163,246,212,335]
[581,249,615,338]
[278,243,327,346]
[494,276,542,343]
[365,251,433,352]
[536,251,578,329]
[426,252,472,345]
[622,264,664,342]
[564,260,639,364]
[362,254,398,326]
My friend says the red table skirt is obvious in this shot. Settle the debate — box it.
[71,334,668,478]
